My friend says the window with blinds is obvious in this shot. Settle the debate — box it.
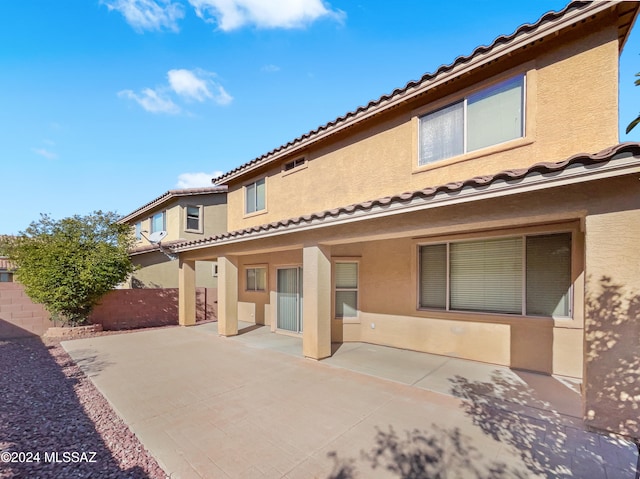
[245,178,266,214]
[419,75,524,165]
[335,262,358,318]
[185,205,201,232]
[526,234,572,317]
[419,233,571,317]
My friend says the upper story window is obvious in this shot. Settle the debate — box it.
[419,75,524,166]
[0,272,13,282]
[150,211,166,233]
[185,205,202,232]
[245,178,266,215]
[134,222,142,241]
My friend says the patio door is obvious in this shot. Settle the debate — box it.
[277,267,303,333]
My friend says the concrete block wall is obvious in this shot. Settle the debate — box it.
[90,288,217,330]
[0,284,217,338]
[0,283,54,338]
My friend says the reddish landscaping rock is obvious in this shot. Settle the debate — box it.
[0,335,167,479]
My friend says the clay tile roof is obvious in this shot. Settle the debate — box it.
[127,239,184,256]
[118,186,228,224]
[172,143,640,253]
[212,1,636,186]
[0,257,15,271]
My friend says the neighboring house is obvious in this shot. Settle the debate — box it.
[118,186,227,288]
[171,2,640,435]
[0,257,15,282]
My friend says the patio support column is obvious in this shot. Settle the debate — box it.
[218,255,239,337]
[302,244,332,360]
[178,257,196,326]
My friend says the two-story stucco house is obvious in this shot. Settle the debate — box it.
[171,2,640,436]
[119,186,227,288]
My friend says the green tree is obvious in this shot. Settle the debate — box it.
[0,211,135,326]
[626,72,640,134]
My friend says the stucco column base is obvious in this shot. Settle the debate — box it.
[302,244,332,360]
[218,255,239,337]
[178,258,196,327]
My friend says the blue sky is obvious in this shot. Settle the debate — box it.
[1,0,638,234]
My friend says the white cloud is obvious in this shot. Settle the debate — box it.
[212,84,233,105]
[102,0,184,32]
[118,88,180,114]
[32,148,58,160]
[167,69,234,105]
[120,69,231,113]
[176,171,224,188]
[187,0,344,31]
[168,69,212,101]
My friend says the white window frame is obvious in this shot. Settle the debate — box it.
[418,74,525,166]
[333,260,359,320]
[150,211,166,234]
[245,265,267,292]
[418,232,572,319]
[185,204,203,233]
[134,222,142,241]
[244,178,266,215]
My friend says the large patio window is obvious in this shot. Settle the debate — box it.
[419,75,524,165]
[419,233,571,317]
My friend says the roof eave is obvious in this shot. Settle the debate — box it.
[118,186,228,224]
[214,1,618,186]
[175,143,640,253]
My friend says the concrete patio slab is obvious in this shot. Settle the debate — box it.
[63,325,639,479]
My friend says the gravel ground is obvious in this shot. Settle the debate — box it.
[0,332,168,479]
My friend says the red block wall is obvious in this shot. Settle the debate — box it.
[89,288,217,330]
[0,284,217,338]
[0,283,54,338]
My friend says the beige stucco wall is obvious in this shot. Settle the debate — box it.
[188,174,640,384]
[329,228,583,378]
[124,192,227,288]
[226,16,619,232]
[236,250,302,327]
[130,251,218,289]
[583,206,640,436]
[131,193,227,247]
